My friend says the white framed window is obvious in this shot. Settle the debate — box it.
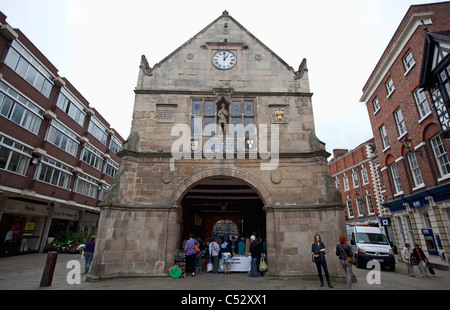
[81,143,103,170]
[343,175,350,191]
[0,134,32,175]
[347,199,354,218]
[386,77,395,96]
[352,171,359,188]
[109,136,122,154]
[402,50,415,72]
[88,117,108,145]
[36,156,72,189]
[372,97,380,114]
[0,81,43,134]
[407,152,424,188]
[379,125,390,150]
[3,41,54,98]
[46,120,80,157]
[361,167,369,184]
[335,178,340,190]
[431,134,450,178]
[390,162,402,194]
[366,195,375,214]
[394,108,407,137]
[413,88,431,120]
[356,196,364,216]
[74,172,98,198]
[104,158,119,178]
[56,88,86,127]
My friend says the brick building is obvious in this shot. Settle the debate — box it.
[328,138,391,231]
[360,2,450,267]
[0,12,125,256]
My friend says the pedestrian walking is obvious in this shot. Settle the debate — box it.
[84,235,95,273]
[402,243,415,277]
[209,237,221,274]
[336,234,353,290]
[412,243,429,278]
[311,234,333,288]
[184,234,199,277]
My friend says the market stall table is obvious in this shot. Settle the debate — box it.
[210,255,251,273]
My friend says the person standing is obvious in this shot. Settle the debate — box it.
[221,236,233,274]
[249,235,259,277]
[311,234,333,288]
[209,237,221,274]
[184,234,199,277]
[237,237,246,256]
[84,235,95,273]
[412,243,429,277]
[336,234,353,290]
[402,243,415,277]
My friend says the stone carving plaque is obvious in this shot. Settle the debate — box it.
[156,103,177,123]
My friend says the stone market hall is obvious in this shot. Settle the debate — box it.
[89,11,345,280]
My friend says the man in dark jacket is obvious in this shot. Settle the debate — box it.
[249,235,259,277]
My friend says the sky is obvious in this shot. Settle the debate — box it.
[0,0,442,159]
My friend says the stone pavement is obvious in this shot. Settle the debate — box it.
[0,253,449,290]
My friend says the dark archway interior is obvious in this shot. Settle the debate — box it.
[180,177,266,245]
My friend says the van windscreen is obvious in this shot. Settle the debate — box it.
[356,233,389,245]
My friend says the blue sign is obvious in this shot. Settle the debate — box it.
[380,218,391,226]
[421,228,433,236]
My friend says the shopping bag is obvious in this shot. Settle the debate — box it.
[169,265,182,279]
[259,257,268,272]
[427,263,435,275]
[206,258,213,272]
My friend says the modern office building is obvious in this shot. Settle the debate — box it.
[0,12,125,256]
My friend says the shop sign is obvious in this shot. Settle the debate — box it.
[380,218,391,226]
[6,201,48,217]
[23,222,35,237]
[53,206,79,221]
[421,228,433,236]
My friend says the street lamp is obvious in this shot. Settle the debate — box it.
[401,134,422,158]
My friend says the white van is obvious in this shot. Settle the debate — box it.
[347,225,395,271]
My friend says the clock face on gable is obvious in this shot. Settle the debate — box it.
[212,50,236,70]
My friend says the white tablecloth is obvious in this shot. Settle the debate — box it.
[213,255,251,272]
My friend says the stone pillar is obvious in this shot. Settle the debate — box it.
[164,204,181,270]
[264,203,346,281]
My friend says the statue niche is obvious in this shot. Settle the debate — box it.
[217,101,229,135]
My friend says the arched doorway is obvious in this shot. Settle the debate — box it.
[179,177,266,247]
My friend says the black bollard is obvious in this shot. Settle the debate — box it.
[40,251,58,287]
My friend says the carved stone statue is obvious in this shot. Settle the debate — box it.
[218,103,228,134]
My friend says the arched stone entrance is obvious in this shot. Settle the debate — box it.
[166,169,270,271]
[175,176,266,253]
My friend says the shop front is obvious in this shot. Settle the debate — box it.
[0,198,48,256]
